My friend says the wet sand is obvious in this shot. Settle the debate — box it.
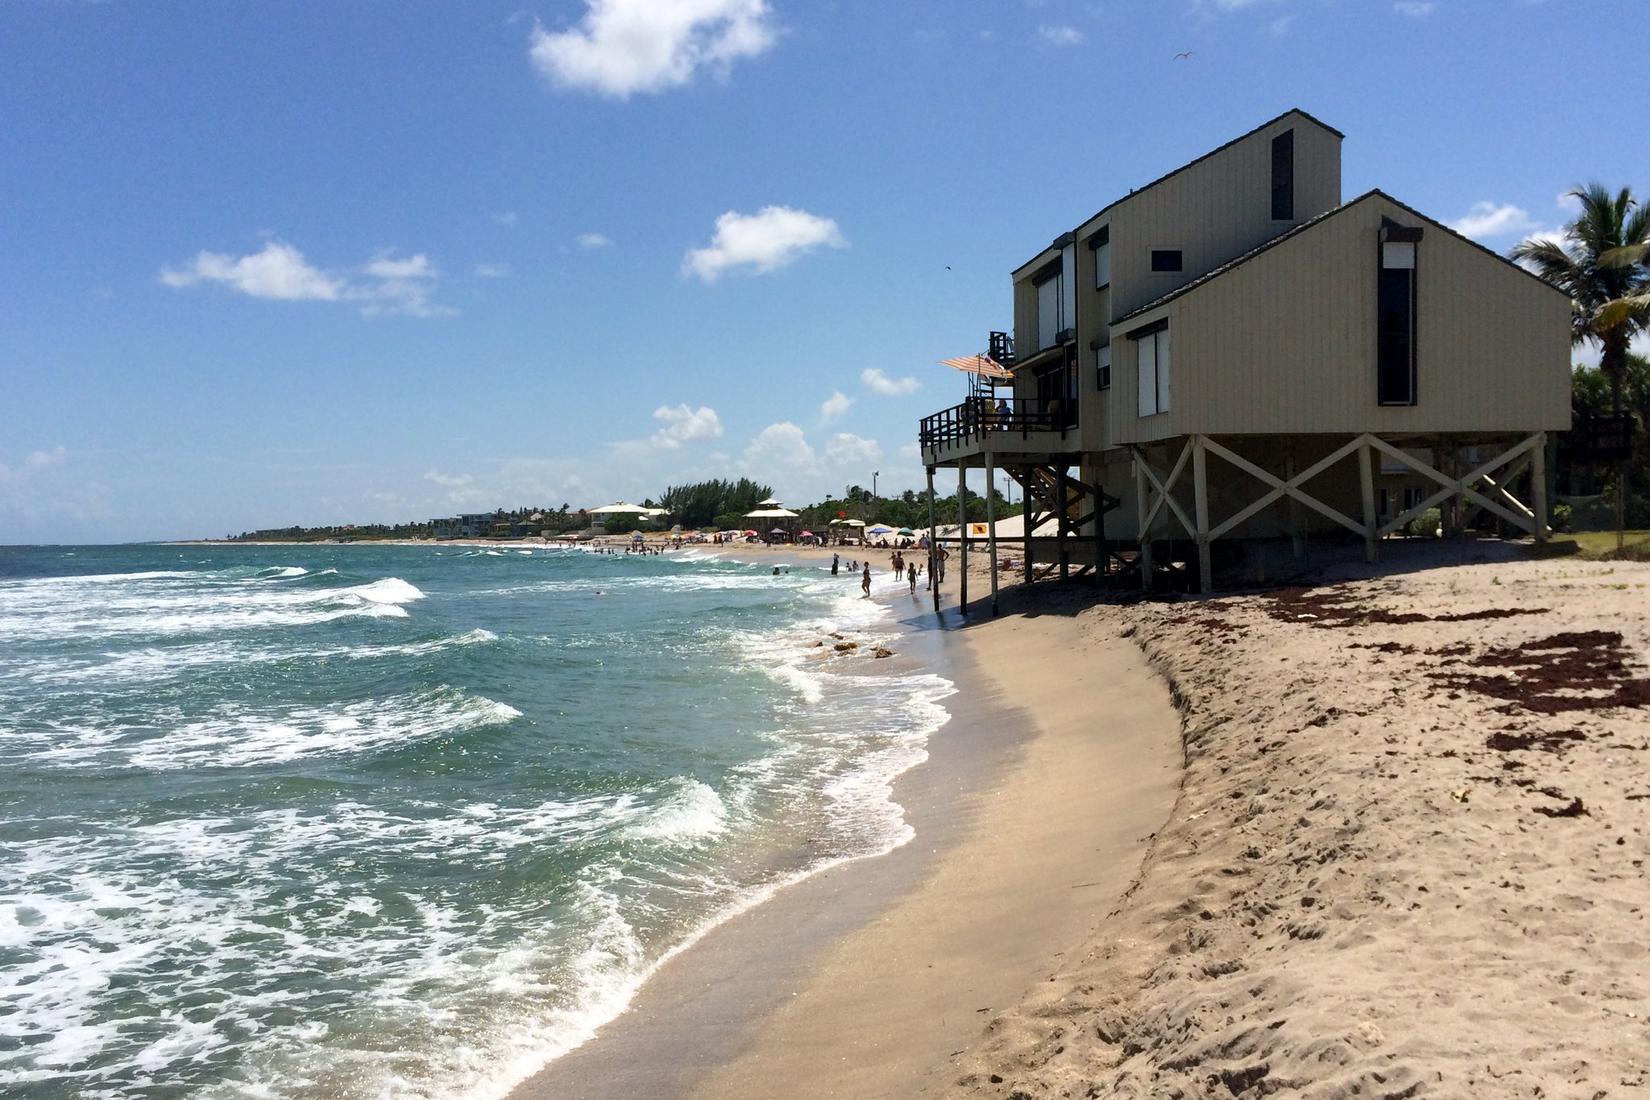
[507,570,1182,1099]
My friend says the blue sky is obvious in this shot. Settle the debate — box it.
[2,0,1643,542]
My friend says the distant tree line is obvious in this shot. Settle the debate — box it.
[657,478,773,530]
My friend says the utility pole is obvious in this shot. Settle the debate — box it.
[872,470,879,513]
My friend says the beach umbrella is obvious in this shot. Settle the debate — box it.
[867,524,894,535]
[800,530,814,537]
[743,529,759,536]
[769,527,788,535]
[898,528,914,536]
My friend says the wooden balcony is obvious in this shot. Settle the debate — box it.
[918,396,1079,467]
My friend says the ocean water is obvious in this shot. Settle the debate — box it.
[0,543,952,1099]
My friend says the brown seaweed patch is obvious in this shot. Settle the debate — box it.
[1433,632,1650,714]
[1484,729,1588,753]
[1264,587,1546,629]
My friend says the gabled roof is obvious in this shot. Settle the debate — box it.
[1013,108,1343,277]
[1112,188,1572,325]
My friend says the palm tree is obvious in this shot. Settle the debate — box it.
[1512,183,1650,414]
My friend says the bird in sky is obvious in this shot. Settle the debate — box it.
[1173,50,1194,60]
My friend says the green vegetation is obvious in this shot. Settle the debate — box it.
[1515,183,1649,535]
[1556,530,1650,560]
[657,479,773,529]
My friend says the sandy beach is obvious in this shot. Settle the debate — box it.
[498,541,1648,1099]
[507,546,1184,1099]
[940,555,1650,1099]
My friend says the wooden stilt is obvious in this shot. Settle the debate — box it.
[985,452,1000,615]
[1023,466,1036,586]
[1358,437,1378,564]
[1532,432,1549,544]
[1094,465,1107,577]
[1135,451,1153,591]
[1192,436,1212,594]
[1285,446,1304,559]
[957,466,968,615]
[926,465,939,614]
[1057,465,1071,580]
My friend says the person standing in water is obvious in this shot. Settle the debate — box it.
[861,562,872,599]
[906,560,917,594]
[831,552,839,576]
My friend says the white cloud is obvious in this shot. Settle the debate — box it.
[819,390,853,421]
[363,253,434,280]
[529,0,776,98]
[26,446,67,470]
[1556,191,1582,213]
[1269,14,1295,34]
[824,432,882,465]
[349,253,447,318]
[474,262,512,278]
[424,470,475,488]
[742,421,818,480]
[577,232,613,250]
[898,442,921,460]
[649,404,724,448]
[160,241,343,301]
[1393,0,1436,14]
[0,445,68,485]
[492,211,519,227]
[861,367,921,396]
[162,241,450,317]
[1452,202,1540,241]
[1037,24,1084,45]
[683,206,845,281]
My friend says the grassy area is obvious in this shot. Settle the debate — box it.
[1528,529,1650,561]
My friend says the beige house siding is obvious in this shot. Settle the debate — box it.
[1105,111,1342,318]
[1109,194,1571,444]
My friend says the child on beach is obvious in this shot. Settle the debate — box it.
[906,561,916,593]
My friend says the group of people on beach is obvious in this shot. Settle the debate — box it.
[830,547,949,599]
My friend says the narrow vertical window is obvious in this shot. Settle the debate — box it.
[1131,321,1169,416]
[1035,265,1063,350]
[1096,342,1112,390]
[1090,225,1111,288]
[1377,221,1422,406]
[1271,128,1294,221]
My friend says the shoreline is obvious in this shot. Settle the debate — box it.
[505,566,1183,1099]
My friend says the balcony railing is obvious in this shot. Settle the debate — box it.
[919,396,1073,451]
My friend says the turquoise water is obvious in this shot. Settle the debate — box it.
[0,543,951,1098]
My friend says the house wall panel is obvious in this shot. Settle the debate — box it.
[1113,196,1570,443]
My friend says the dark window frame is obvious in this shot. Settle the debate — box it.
[1376,221,1422,407]
[1150,249,1182,273]
[1271,128,1295,221]
[1095,340,1112,391]
[1087,225,1111,288]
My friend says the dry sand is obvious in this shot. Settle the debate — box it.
[941,557,1650,1100]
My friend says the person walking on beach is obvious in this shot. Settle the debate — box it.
[861,562,872,599]
[906,560,917,594]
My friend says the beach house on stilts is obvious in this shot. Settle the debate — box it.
[918,110,1572,611]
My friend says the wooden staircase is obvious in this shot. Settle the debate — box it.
[1008,463,1122,579]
